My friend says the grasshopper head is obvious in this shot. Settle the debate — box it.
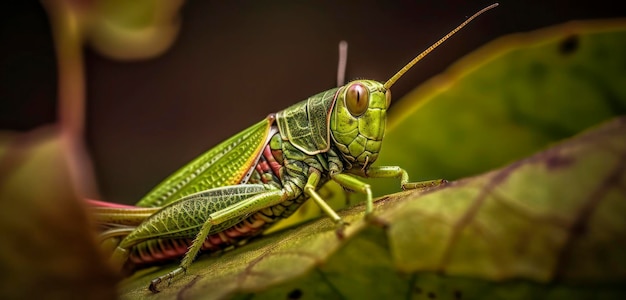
[328,3,498,170]
[330,80,390,169]
[329,3,498,170]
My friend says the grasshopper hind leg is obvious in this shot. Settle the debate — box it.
[147,188,290,292]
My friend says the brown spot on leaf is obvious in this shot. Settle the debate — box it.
[428,291,437,299]
[454,290,463,299]
[544,153,574,170]
[554,145,626,279]
[287,288,303,299]
[559,35,579,55]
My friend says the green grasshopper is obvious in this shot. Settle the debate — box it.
[92,4,498,292]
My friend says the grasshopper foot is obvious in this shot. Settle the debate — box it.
[334,220,350,239]
[148,266,186,293]
[402,179,448,191]
[149,278,163,293]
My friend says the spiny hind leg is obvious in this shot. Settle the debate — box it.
[148,189,289,292]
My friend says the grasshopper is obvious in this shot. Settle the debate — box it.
[92,4,498,292]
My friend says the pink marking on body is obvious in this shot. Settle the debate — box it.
[202,239,216,251]
[255,164,267,183]
[161,241,176,257]
[208,234,223,246]
[86,199,137,209]
[150,243,166,261]
[128,215,270,266]
[258,161,270,172]
[242,216,266,229]
[217,232,230,243]
[225,226,243,238]
[234,223,251,234]
[177,240,190,255]
[170,240,187,256]
[264,146,283,176]
[136,247,150,263]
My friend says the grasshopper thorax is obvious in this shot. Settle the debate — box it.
[330,80,390,169]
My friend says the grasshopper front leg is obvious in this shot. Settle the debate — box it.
[303,170,348,235]
[365,166,447,190]
[339,166,446,220]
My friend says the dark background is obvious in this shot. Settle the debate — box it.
[2,1,624,204]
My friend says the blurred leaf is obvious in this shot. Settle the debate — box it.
[373,19,626,197]
[43,0,185,61]
[119,115,626,299]
[86,0,185,60]
[0,127,118,299]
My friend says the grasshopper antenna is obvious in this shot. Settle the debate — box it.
[337,40,348,87]
[384,3,499,89]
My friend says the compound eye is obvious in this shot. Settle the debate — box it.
[345,83,369,117]
[385,89,391,108]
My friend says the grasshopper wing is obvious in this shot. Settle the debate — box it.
[136,118,274,207]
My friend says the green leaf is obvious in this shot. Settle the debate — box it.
[118,115,626,299]
[373,19,626,197]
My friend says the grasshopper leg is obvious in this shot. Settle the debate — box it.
[331,173,374,215]
[365,166,447,190]
[333,166,446,228]
[304,170,348,237]
[329,171,406,230]
[148,189,289,292]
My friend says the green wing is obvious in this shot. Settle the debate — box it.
[136,117,273,207]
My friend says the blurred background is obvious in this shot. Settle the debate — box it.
[1,0,624,204]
